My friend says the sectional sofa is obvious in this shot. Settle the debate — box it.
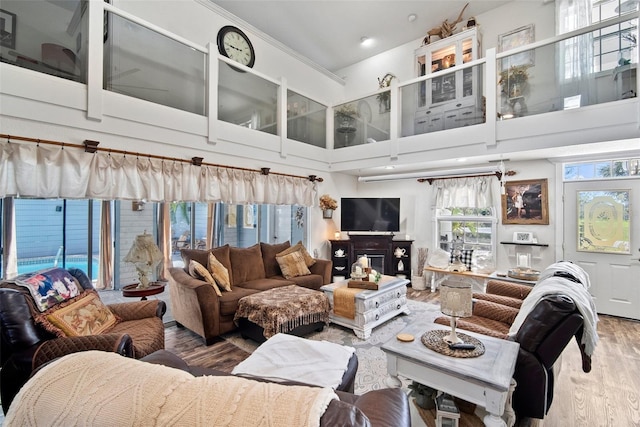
[167,241,332,344]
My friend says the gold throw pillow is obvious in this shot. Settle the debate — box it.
[276,250,311,279]
[189,260,222,296]
[276,241,316,267]
[208,252,232,292]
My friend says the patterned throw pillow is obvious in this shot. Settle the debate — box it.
[450,249,474,270]
[43,291,119,337]
[208,253,232,292]
[188,260,222,296]
[276,241,316,267]
[276,250,311,279]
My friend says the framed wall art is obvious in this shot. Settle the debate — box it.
[0,9,17,49]
[498,24,535,71]
[502,178,549,225]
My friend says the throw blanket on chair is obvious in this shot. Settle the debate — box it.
[508,261,599,358]
[5,351,338,427]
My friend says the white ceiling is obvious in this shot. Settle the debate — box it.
[209,0,510,72]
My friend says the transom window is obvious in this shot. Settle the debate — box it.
[564,157,640,180]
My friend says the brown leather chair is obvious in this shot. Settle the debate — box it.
[0,268,166,414]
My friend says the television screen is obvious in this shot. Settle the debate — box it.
[340,198,400,232]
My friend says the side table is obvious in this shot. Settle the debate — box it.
[122,282,165,300]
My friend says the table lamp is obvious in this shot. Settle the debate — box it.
[440,279,473,344]
[123,231,163,289]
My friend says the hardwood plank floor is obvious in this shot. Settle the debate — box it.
[165,286,640,427]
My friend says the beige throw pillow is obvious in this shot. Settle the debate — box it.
[276,241,316,267]
[189,260,222,297]
[276,250,311,279]
[208,252,232,292]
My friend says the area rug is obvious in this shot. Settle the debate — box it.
[223,299,442,394]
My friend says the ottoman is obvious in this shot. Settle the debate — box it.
[234,285,330,343]
[231,333,358,393]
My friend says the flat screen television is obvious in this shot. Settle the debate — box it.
[340,198,400,232]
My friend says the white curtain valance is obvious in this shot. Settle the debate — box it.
[0,142,316,206]
[432,176,497,209]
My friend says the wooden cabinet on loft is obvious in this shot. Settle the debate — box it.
[414,28,483,135]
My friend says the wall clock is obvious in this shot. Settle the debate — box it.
[217,25,255,69]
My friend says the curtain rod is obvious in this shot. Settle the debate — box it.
[418,170,516,184]
[0,134,323,182]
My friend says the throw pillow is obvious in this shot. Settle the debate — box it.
[229,244,266,285]
[276,241,316,267]
[208,253,231,292]
[450,249,474,270]
[188,260,222,296]
[260,241,291,277]
[276,250,311,279]
[41,291,119,337]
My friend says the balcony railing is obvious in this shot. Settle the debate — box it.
[1,1,637,150]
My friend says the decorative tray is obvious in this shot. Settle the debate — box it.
[508,268,540,281]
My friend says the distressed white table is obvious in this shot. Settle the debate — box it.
[320,275,410,339]
[382,321,519,427]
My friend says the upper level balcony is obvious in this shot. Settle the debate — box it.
[0,1,638,175]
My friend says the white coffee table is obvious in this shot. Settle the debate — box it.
[320,275,410,339]
[382,320,519,427]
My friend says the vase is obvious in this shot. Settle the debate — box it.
[322,209,333,219]
[411,275,427,290]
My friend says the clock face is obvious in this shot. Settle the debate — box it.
[217,26,255,68]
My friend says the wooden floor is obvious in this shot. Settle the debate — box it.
[165,287,640,427]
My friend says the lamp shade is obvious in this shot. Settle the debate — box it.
[123,231,163,288]
[440,280,473,318]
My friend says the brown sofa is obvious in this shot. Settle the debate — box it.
[141,349,410,427]
[168,241,332,345]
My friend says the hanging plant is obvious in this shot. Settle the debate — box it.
[319,194,338,210]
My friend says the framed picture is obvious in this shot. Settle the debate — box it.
[498,24,535,71]
[0,9,17,49]
[502,178,549,224]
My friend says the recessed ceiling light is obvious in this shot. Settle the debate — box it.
[408,13,417,22]
[384,166,395,170]
[457,158,467,162]
[360,36,373,47]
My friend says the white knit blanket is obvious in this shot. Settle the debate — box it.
[5,351,338,427]
[508,261,599,356]
[232,333,355,389]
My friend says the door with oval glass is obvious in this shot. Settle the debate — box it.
[563,179,640,319]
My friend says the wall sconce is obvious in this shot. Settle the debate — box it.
[334,231,341,240]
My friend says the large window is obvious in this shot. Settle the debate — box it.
[170,201,308,266]
[12,199,101,279]
[435,207,497,272]
[591,0,638,72]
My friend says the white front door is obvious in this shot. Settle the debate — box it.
[563,179,640,320]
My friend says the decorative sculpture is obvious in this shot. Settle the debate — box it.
[422,3,469,45]
[377,72,396,89]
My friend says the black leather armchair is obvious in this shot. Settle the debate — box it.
[435,280,591,420]
[0,268,166,414]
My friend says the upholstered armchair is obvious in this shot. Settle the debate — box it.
[0,268,166,414]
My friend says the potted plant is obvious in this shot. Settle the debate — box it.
[319,194,338,219]
[335,104,357,130]
[498,65,530,98]
[408,381,437,409]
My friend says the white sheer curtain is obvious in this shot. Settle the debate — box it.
[432,176,499,209]
[556,0,595,105]
[0,142,316,206]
